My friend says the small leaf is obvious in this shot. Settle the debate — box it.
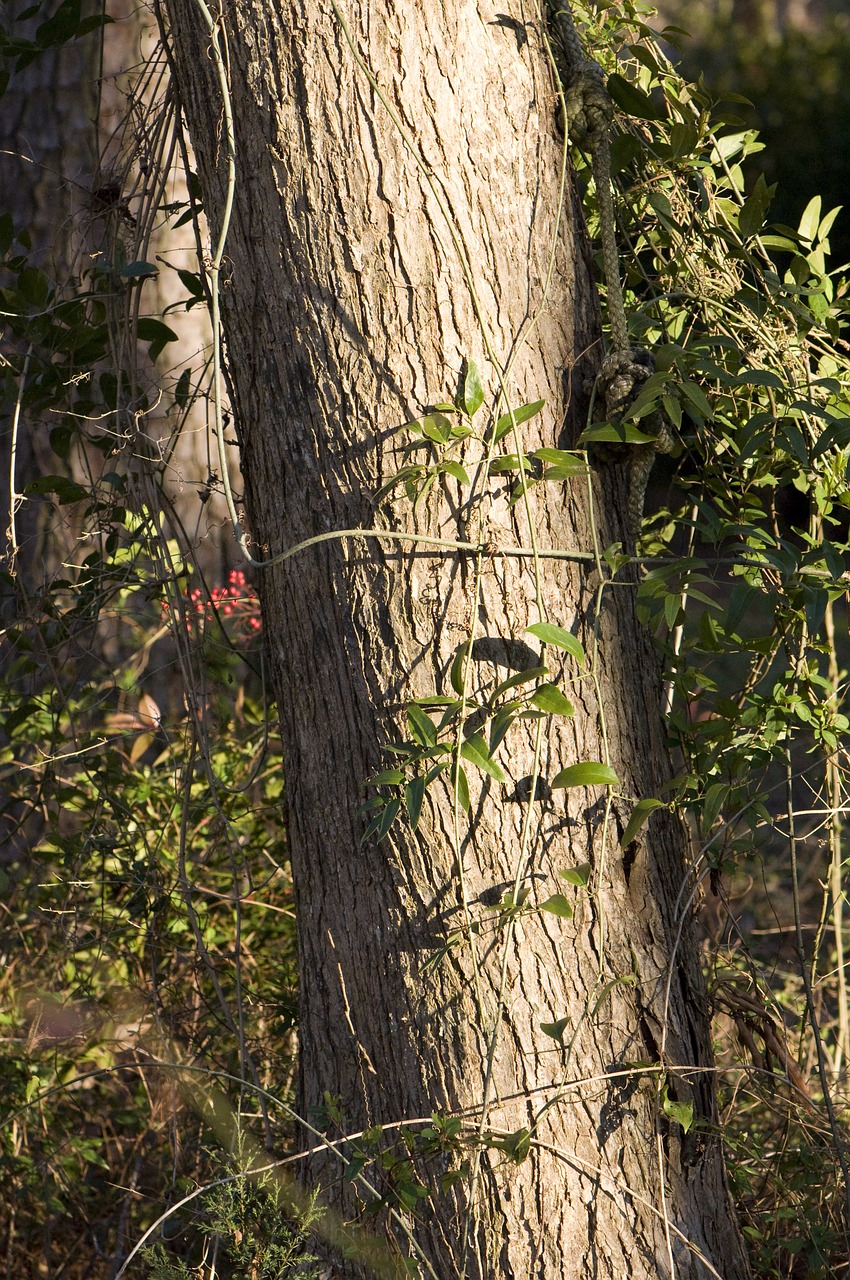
[560,862,591,886]
[407,705,437,747]
[579,421,656,445]
[493,399,545,442]
[404,775,425,831]
[441,460,470,486]
[460,734,507,782]
[449,641,472,696]
[551,762,620,789]
[525,623,585,664]
[367,769,405,787]
[798,194,822,244]
[661,1092,694,1134]
[119,260,158,279]
[530,684,575,717]
[539,893,573,919]
[540,1016,570,1043]
[462,359,484,417]
[452,762,470,811]
[377,798,401,840]
[621,798,663,847]
[491,666,548,699]
[136,317,179,359]
[500,1127,531,1164]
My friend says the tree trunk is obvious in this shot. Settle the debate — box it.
[163,1,751,1276]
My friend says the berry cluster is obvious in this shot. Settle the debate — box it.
[163,568,262,639]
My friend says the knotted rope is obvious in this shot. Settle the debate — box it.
[549,3,674,535]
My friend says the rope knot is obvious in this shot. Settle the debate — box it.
[598,346,654,422]
[565,59,613,147]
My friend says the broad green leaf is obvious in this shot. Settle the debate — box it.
[540,1016,570,1043]
[441,460,470,486]
[525,623,585,664]
[462,359,484,417]
[560,862,591,886]
[532,447,583,467]
[488,454,533,474]
[377,798,400,840]
[530,684,575,717]
[419,413,452,443]
[404,775,425,831]
[621,798,664,847]
[579,421,657,445]
[552,762,620,789]
[407,705,437,747]
[606,72,665,121]
[539,893,573,919]
[367,769,405,787]
[661,1093,694,1134]
[493,399,545,442]
[460,734,507,782]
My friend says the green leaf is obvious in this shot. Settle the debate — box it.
[367,769,405,787]
[174,367,192,408]
[119,260,158,279]
[798,195,822,245]
[136,317,179,360]
[530,684,574,717]
[539,893,573,919]
[678,380,713,421]
[579,421,657,445]
[24,475,87,504]
[493,399,545,443]
[452,762,470,811]
[606,72,665,121]
[525,623,585,664]
[407,705,437,747]
[661,1092,694,1134]
[560,862,591,886]
[449,641,471,696]
[460,734,507,782]
[738,173,775,241]
[540,1016,570,1043]
[621,798,663,847]
[491,665,548,700]
[418,413,453,443]
[729,368,784,390]
[462,359,484,417]
[499,1127,531,1164]
[441,460,470,485]
[404,775,425,831]
[552,762,620,789]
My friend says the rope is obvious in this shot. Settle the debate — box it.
[549,2,674,536]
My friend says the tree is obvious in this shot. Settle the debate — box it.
[159,1,751,1276]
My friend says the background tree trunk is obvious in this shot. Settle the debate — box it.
[164,1,752,1276]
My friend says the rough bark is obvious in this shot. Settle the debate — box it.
[163,1,752,1276]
